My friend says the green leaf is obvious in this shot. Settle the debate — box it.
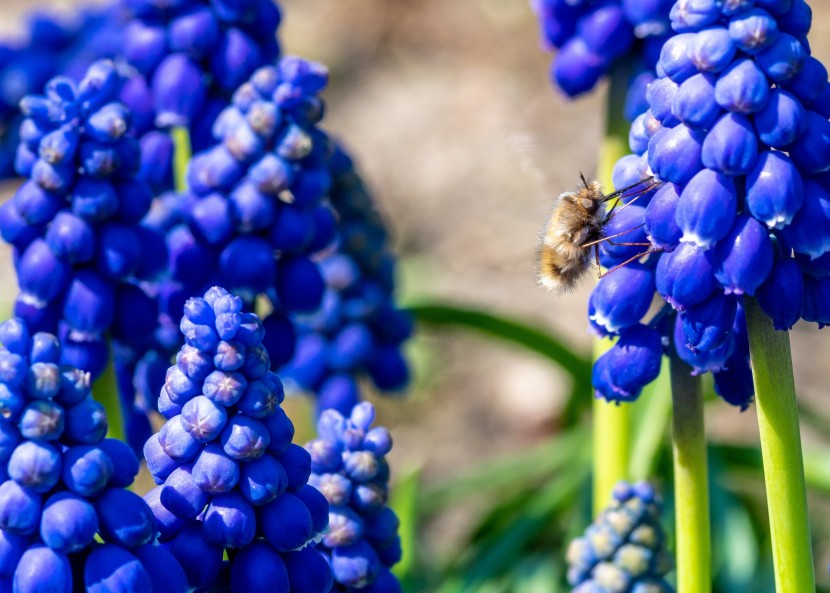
[629,357,671,481]
[390,467,421,580]
[406,302,591,391]
[421,427,588,514]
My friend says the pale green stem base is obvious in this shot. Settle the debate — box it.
[591,61,635,516]
[745,298,815,592]
[670,347,711,593]
[171,126,191,193]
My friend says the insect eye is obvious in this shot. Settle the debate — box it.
[581,198,594,210]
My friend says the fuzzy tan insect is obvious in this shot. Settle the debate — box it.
[538,175,661,292]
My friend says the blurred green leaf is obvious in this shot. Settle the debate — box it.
[629,358,671,481]
[407,302,591,389]
[510,556,564,593]
[390,467,420,580]
[422,427,588,514]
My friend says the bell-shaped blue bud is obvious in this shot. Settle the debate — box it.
[187,145,245,196]
[655,243,717,309]
[802,275,830,327]
[680,292,737,351]
[277,256,325,313]
[714,59,770,113]
[592,324,663,403]
[62,270,115,335]
[658,33,697,82]
[756,257,803,330]
[588,265,655,336]
[229,541,289,593]
[677,169,736,248]
[713,354,754,410]
[701,112,758,175]
[753,89,805,148]
[84,545,152,593]
[755,32,806,83]
[673,73,720,129]
[711,215,773,295]
[673,315,734,374]
[647,77,680,127]
[785,56,827,105]
[169,7,220,59]
[782,179,830,259]
[17,239,70,305]
[670,0,721,31]
[746,151,804,229]
[648,124,704,183]
[123,21,167,75]
[690,26,736,73]
[788,110,830,174]
[728,8,779,53]
[551,37,605,98]
[210,28,263,93]
[152,54,206,128]
[13,545,71,593]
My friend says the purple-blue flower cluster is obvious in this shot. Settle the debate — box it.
[531,0,672,100]
[306,402,402,592]
[0,317,189,592]
[281,146,412,414]
[567,481,673,593]
[143,286,332,593]
[0,6,126,180]
[591,0,826,409]
[120,0,282,193]
[0,59,160,380]
[119,57,337,441]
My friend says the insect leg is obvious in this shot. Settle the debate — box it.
[601,176,660,202]
[581,223,645,248]
[602,183,662,223]
[597,248,664,278]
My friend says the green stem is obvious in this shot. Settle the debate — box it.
[745,297,815,592]
[592,60,634,516]
[171,126,191,193]
[670,343,711,593]
[93,362,125,442]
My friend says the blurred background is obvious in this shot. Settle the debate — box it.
[2,0,830,591]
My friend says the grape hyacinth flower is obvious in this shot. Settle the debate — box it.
[0,59,161,380]
[280,145,413,414]
[0,317,189,592]
[0,6,127,180]
[531,0,672,104]
[588,0,829,408]
[120,0,282,193]
[143,286,332,593]
[120,56,341,439]
[567,482,673,593]
[306,402,403,592]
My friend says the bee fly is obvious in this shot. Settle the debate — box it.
[538,174,663,292]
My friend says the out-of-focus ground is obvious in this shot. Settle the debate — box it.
[2,0,830,575]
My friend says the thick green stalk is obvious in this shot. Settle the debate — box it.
[670,345,710,593]
[745,298,815,592]
[171,126,191,193]
[592,62,633,516]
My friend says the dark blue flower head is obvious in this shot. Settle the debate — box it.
[306,402,402,592]
[532,0,673,101]
[120,0,283,193]
[0,316,188,591]
[567,481,674,593]
[0,59,158,380]
[589,0,826,406]
[280,145,413,414]
[143,286,332,593]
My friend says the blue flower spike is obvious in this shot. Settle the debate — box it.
[307,402,403,592]
[143,286,332,593]
[587,0,830,408]
[567,481,674,593]
[0,317,185,591]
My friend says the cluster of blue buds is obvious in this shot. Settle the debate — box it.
[121,0,282,193]
[120,56,337,439]
[281,146,412,414]
[567,482,673,593]
[306,402,402,591]
[0,60,160,380]
[143,286,332,593]
[0,317,190,592]
[591,0,826,409]
[531,0,673,101]
[0,6,126,180]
